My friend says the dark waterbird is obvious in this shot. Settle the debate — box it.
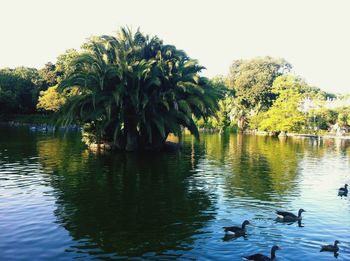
[338,184,348,196]
[223,220,250,236]
[320,240,340,252]
[276,209,305,222]
[243,245,280,261]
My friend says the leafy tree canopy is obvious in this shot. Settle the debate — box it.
[39,62,58,87]
[0,67,42,113]
[336,106,350,127]
[228,56,291,112]
[56,27,221,151]
[37,85,67,112]
[55,49,79,82]
[195,76,235,133]
[251,75,310,132]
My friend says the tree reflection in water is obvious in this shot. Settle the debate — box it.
[37,135,215,258]
[200,134,336,201]
[2,126,350,260]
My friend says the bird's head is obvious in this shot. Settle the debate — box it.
[242,220,251,226]
[272,245,281,251]
[335,240,340,245]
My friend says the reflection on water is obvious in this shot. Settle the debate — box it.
[52,154,215,258]
[0,125,350,260]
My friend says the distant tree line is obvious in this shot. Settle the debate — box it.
[0,49,78,114]
[196,57,348,135]
[1,27,350,151]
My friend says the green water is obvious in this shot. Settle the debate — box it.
[0,125,349,260]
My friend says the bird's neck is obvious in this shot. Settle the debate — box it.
[241,223,246,229]
[271,249,276,259]
[298,211,302,218]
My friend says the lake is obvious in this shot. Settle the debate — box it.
[0,125,349,260]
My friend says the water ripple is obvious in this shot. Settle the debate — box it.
[0,129,350,260]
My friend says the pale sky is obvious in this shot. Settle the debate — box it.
[1,0,349,94]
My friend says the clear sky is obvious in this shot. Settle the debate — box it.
[1,0,349,94]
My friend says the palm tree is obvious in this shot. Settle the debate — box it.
[57,27,220,151]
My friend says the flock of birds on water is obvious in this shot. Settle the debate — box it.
[223,183,348,260]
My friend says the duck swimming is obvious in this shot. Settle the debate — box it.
[223,220,250,236]
[276,209,305,222]
[338,184,348,196]
[243,245,280,261]
[320,240,340,252]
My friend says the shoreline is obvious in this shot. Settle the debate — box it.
[246,130,350,140]
[286,133,350,140]
[1,115,350,141]
[0,120,81,133]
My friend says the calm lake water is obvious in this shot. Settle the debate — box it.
[0,125,350,260]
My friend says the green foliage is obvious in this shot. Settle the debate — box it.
[35,49,80,113]
[0,49,80,116]
[55,49,79,82]
[37,85,67,112]
[0,67,42,113]
[228,57,291,113]
[251,75,309,132]
[38,49,80,93]
[194,76,237,133]
[312,108,338,130]
[0,34,346,137]
[39,62,59,87]
[256,94,306,132]
[56,28,220,151]
[246,75,345,134]
[215,95,235,132]
[336,107,350,127]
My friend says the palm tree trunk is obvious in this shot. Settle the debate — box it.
[125,116,138,151]
[151,132,167,151]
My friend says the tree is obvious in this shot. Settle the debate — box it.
[39,62,58,87]
[194,76,235,133]
[37,85,67,112]
[252,75,309,133]
[337,107,350,127]
[56,28,220,151]
[0,67,42,113]
[36,49,80,112]
[55,49,79,82]
[227,57,291,128]
[313,108,338,130]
